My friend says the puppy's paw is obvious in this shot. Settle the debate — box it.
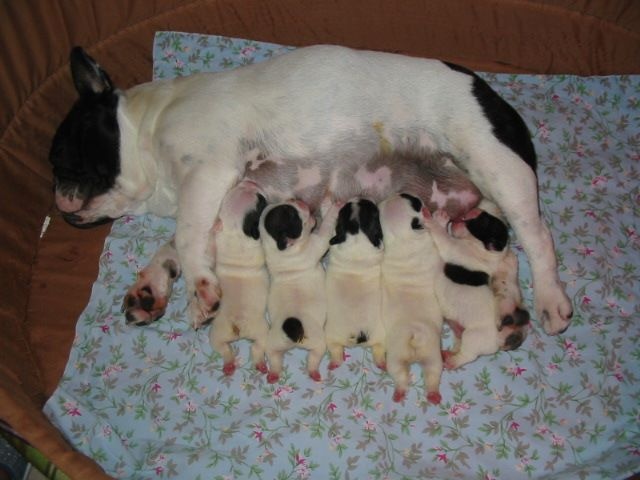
[430,209,450,228]
[375,361,387,371]
[222,362,236,376]
[328,361,342,371]
[535,284,573,335]
[426,391,442,405]
[255,361,268,374]
[309,370,322,382]
[392,389,406,403]
[266,372,280,384]
[122,259,178,326]
[441,350,456,370]
[188,275,222,329]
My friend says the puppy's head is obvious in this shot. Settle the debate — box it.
[449,208,509,253]
[260,199,315,253]
[330,199,383,249]
[50,47,125,228]
[216,181,267,240]
[379,193,429,244]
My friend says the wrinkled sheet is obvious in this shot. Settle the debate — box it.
[44,33,640,479]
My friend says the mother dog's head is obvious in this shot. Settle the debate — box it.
[50,47,125,228]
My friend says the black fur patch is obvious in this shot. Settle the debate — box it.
[242,193,267,240]
[443,61,537,172]
[50,48,121,228]
[330,202,358,245]
[400,193,422,212]
[444,263,489,286]
[357,199,383,248]
[355,331,369,344]
[504,332,524,350]
[264,204,303,250]
[411,217,424,230]
[282,317,305,343]
[465,212,509,252]
[162,259,179,279]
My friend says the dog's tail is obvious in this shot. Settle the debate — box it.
[282,317,305,343]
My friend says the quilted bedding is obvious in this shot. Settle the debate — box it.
[43,33,640,479]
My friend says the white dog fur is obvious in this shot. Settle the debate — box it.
[379,194,443,404]
[324,199,386,371]
[259,199,340,383]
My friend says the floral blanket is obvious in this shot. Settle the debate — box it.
[44,33,640,480]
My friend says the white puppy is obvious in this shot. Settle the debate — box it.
[379,194,443,404]
[325,199,386,371]
[425,206,531,369]
[260,199,340,383]
[208,180,270,375]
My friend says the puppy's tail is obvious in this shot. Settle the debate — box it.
[282,317,305,343]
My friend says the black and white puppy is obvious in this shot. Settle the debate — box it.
[379,194,443,404]
[259,199,340,383]
[325,199,386,371]
[208,180,270,376]
[424,206,530,369]
[50,45,572,335]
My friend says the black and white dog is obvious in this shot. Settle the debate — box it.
[50,45,572,334]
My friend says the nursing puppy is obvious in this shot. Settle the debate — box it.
[425,206,531,369]
[259,199,340,383]
[209,181,269,376]
[379,194,443,404]
[51,45,572,335]
[325,199,386,371]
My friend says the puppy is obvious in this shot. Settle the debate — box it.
[378,194,443,404]
[259,199,340,383]
[324,199,386,371]
[424,206,530,369]
[208,180,269,376]
[52,46,572,335]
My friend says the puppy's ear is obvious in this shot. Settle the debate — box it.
[70,47,114,97]
[330,203,355,245]
[358,200,383,248]
[242,194,267,240]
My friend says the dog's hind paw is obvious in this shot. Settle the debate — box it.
[122,260,179,326]
[426,391,442,405]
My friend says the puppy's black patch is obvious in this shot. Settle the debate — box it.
[50,48,121,225]
[330,202,358,245]
[443,61,537,172]
[355,330,369,344]
[465,212,509,252]
[357,199,383,248]
[282,317,305,343]
[242,193,267,240]
[162,259,179,279]
[444,263,489,286]
[504,332,524,350]
[400,193,422,212]
[411,217,424,230]
[264,204,303,250]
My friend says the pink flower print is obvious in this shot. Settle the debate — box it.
[295,453,306,466]
[551,433,565,447]
[585,210,597,219]
[177,388,188,400]
[101,325,110,333]
[155,466,164,476]
[103,250,113,261]
[327,402,337,413]
[572,95,582,104]
[102,364,123,379]
[551,94,561,102]
[185,400,197,413]
[510,421,520,431]
[364,419,377,431]
[123,215,135,224]
[253,428,264,442]
[536,425,551,436]
[273,385,293,399]
[626,226,637,240]
[507,365,527,377]
[545,362,560,375]
[613,362,624,382]
[352,408,365,419]
[577,245,595,257]
[165,331,182,341]
[628,446,640,457]
[516,457,531,472]
[164,49,175,58]
[151,383,162,393]
[64,401,81,417]
[449,402,471,418]
[591,175,608,187]
[240,46,257,58]
[174,58,184,69]
[102,425,112,438]
[537,121,550,140]
[436,452,448,463]
[582,295,592,306]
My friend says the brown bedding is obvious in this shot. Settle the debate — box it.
[1,1,639,478]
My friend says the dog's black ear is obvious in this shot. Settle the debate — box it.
[264,204,302,251]
[329,203,354,245]
[70,47,114,97]
[242,194,267,240]
[358,199,383,248]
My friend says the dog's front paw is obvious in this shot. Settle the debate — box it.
[426,390,442,405]
[392,389,407,403]
[187,275,222,329]
[535,283,573,335]
[432,209,450,228]
[122,259,179,326]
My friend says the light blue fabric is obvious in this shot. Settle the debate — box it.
[44,33,640,479]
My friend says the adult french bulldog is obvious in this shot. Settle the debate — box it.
[50,45,572,333]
